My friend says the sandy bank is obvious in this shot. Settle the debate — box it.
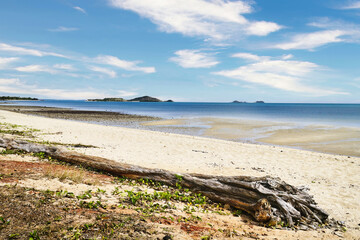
[0,109,359,232]
[1,155,351,239]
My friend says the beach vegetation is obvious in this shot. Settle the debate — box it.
[77,190,93,200]
[33,151,46,159]
[96,188,106,194]
[0,216,10,228]
[30,140,97,149]
[8,233,20,239]
[0,122,40,138]
[200,235,211,240]
[0,128,32,137]
[79,200,105,209]
[232,209,242,216]
[29,230,40,240]
[0,149,26,155]
[56,190,75,198]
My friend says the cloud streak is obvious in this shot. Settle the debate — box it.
[169,49,219,68]
[53,64,75,71]
[73,6,87,14]
[0,57,19,69]
[272,18,360,50]
[340,1,360,9]
[96,55,155,73]
[213,53,347,96]
[15,65,57,74]
[0,42,66,58]
[0,78,104,100]
[274,30,346,50]
[88,65,117,78]
[48,26,79,32]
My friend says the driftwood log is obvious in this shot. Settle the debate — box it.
[0,137,328,226]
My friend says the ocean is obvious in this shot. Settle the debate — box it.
[4,100,360,127]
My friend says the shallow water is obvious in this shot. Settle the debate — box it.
[5,100,360,127]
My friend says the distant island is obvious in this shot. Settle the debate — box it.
[128,96,162,102]
[232,100,265,104]
[87,98,126,102]
[87,96,173,103]
[0,96,39,101]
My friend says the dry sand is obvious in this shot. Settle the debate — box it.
[1,109,360,236]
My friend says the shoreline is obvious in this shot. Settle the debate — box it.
[0,104,160,127]
[1,104,359,157]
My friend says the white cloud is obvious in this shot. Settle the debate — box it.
[96,55,155,73]
[48,26,79,32]
[213,53,347,96]
[246,21,282,36]
[340,1,360,9]
[0,78,22,85]
[74,6,87,14]
[281,54,294,60]
[108,0,281,42]
[169,49,219,68]
[88,66,117,78]
[274,30,346,50]
[232,52,265,61]
[53,64,75,71]
[15,64,80,75]
[233,52,293,61]
[15,65,57,74]
[0,57,19,69]
[0,42,66,58]
[117,90,138,97]
[0,78,104,100]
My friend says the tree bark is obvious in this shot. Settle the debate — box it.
[0,137,328,226]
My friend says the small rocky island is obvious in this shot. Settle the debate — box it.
[0,96,39,101]
[87,96,173,102]
[232,100,265,104]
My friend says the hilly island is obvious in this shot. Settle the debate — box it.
[87,96,173,102]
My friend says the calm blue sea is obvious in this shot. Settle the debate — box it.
[5,100,360,127]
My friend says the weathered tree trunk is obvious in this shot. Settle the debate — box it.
[0,137,328,226]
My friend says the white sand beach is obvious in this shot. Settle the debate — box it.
[1,109,360,236]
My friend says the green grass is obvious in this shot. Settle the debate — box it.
[0,122,40,138]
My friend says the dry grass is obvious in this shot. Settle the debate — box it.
[43,165,101,185]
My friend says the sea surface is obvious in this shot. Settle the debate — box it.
[4,100,360,127]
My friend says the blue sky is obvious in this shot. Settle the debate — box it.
[0,0,359,102]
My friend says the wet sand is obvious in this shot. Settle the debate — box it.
[145,117,360,157]
[0,105,160,126]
